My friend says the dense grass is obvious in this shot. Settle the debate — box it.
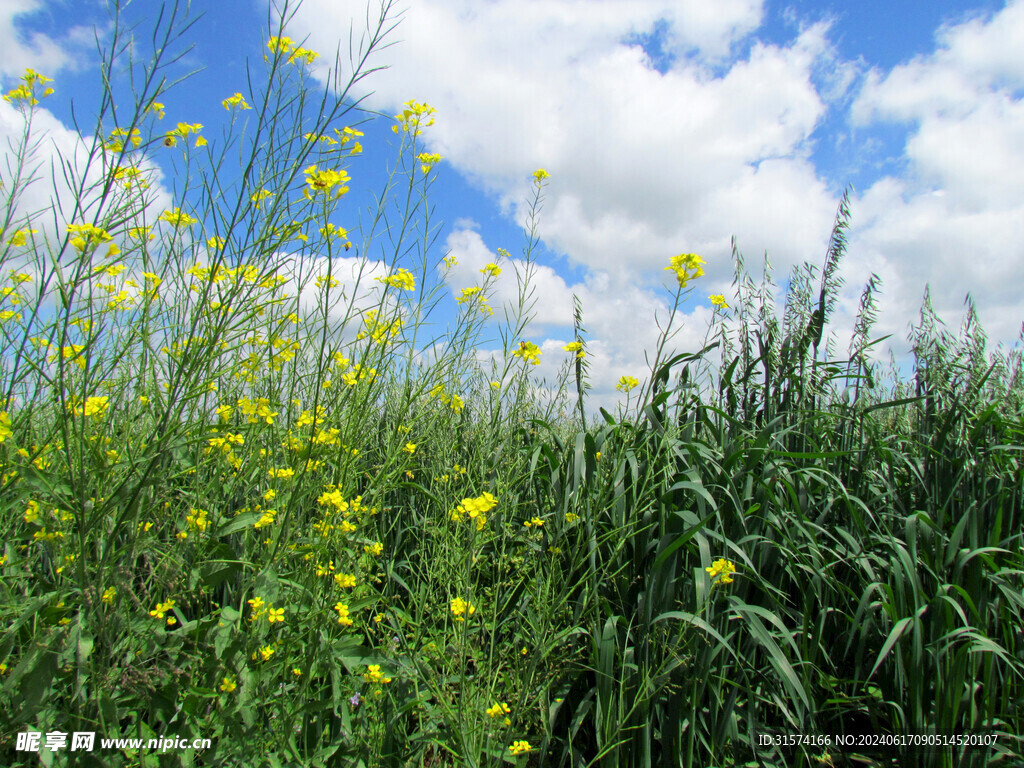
[1,2,1022,767]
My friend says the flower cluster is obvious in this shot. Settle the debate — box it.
[450,596,476,621]
[616,375,639,393]
[706,558,737,585]
[303,165,350,200]
[562,341,585,360]
[222,92,251,110]
[164,122,206,148]
[375,268,416,291]
[664,252,706,289]
[513,341,541,366]
[149,599,176,625]
[266,36,319,65]
[392,100,436,136]
[487,702,512,726]
[449,492,497,531]
[3,68,54,106]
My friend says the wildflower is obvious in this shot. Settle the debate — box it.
[709,294,730,309]
[149,599,176,624]
[417,152,442,173]
[705,558,737,585]
[66,223,112,252]
[164,122,205,148]
[509,741,532,755]
[334,602,353,626]
[255,645,275,661]
[303,165,350,200]
[481,263,501,277]
[349,692,361,708]
[3,69,54,106]
[219,676,237,692]
[292,668,302,676]
[287,46,319,66]
[565,512,580,523]
[146,101,164,119]
[449,597,475,621]
[7,228,37,247]
[375,268,416,291]
[159,208,198,229]
[268,467,295,479]
[443,254,458,269]
[72,396,110,419]
[483,704,507,720]
[250,189,273,210]
[392,100,436,136]
[364,542,383,556]
[532,169,550,185]
[103,127,141,153]
[128,226,153,241]
[523,517,544,528]
[403,442,416,455]
[616,376,639,393]
[267,607,285,624]
[363,665,392,684]
[267,36,294,55]
[334,573,356,588]
[512,341,541,366]
[0,411,11,443]
[563,341,585,359]
[222,92,251,110]
[664,252,706,289]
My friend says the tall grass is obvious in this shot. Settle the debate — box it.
[1,2,1022,767]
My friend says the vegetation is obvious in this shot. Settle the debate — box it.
[1,2,1021,766]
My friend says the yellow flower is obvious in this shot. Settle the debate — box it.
[562,341,585,359]
[664,252,706,289]
[416,152,443,174]
[267,607,285,624]
[509,741,532,755]
[532,169,550,184]
[523,517,545,528]
[250,189,273,209]
[7,228,37,247]
[363,665,392,684]
[375,268,416,291]
[256,645,275,661]
[159,208,197,229]
[146,101,164,119]
[709,294,730,309]
[705,558,737,585]
[364,542,383,556]
[267,36,294,55]
[149,599,176,622]
[486,702,511,718]
[0,411,11,443]
[334,602,354,626]
[392,100,436,136]
[616,375,639,393]
[449,597,475,621]
[512,341,541,366]
[403,442,416,455]
[303,165,350,200]
[66,223,112,252]
[222,92,251,110]
[219,676,237,692]
[480,263,501,277]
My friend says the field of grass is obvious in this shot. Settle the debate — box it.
[1,2,1022,767]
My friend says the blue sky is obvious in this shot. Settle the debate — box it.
[3,0,1023,411]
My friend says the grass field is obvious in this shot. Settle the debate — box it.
[1,2,1022,767]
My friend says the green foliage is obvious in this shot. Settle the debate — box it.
[1,2,1022,767]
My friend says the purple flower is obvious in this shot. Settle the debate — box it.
[349,692,361,708]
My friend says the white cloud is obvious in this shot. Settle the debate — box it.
[848,0,1024,352]
[286,0,1024,411]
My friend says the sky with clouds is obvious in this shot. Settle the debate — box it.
[2,0,1022,412]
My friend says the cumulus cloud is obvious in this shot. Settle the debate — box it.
[849,0,1024,348]
[288,0,1024,409]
